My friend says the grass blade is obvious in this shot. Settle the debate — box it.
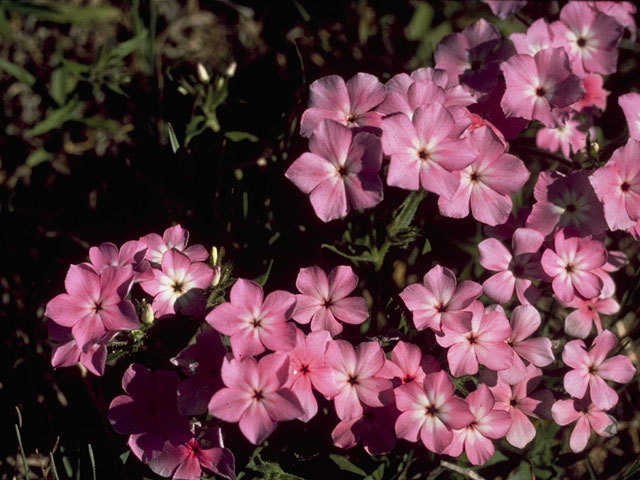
[88,444,96,480]
[49,452,60,480]
[15,424,31,480]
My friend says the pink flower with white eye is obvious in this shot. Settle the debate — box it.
[590,140,640,231]
[478,228,545,305]
[87,240,153,282]
[292,265,368,337]
[498,305,554,385]
[381,102,476,197]
[619,94,640,141]
[48,321,111,376]
[510,18,554,56]
[482,0,526,19]
[445,384,512,465]
[140,225,209,265]
[500,47,585,128]
[526,170,607,238]
[319,340,393,421]
[285,329,334,422]
[299,73,386,138]
[562,330,636,410]
[285,119,383,223]
[141,249,213,318]
[394,371,473,454]
[205,278,297,358]
[572,74,608,112]
[208,353,303,445]
[332,405,399,456]
[436,301,514,377]
[540,229,607,302]
[536,117,588,160]
[551,2,623,75]
[563,295,619,339]
[399,265,482,333]
[378,341,439,387]
[438,126,530,226]
[551,396,617,453]
[490,365,554,449]
[45,264,138,351]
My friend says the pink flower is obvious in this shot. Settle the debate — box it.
[590,140,640,230]
[551,396,617,452]
[285,119,383,222]
[500,47,584,127]
[332,405,399,456]
[45,264,138,351]
[619,93,640,141]
[490,365,554,448]
[438,126,530,226]
[563,295,619,339]
[572,74,608,112]
[88,240,153,282]
[208,353,303,445]
[482,0,526,19]
[478,228,544,304]
[436,301,513,377]
[140,225,208,265]
[140,249,213,318]
[378,341,439,386]
[299,73,386,138]
[590,1,637,40]
[48,321,110,376]
[108,364,192,462]
[445,384,512,465]
[540,229,607,302]
[205,279,297,358]
[562,330,636,410]
[320,340,393,420]
[399,265,482,333]
[394,371,473,453]
[381,102,476,197]
[536,116,587,159]
[292,265,368,336]
[510,18,554,56]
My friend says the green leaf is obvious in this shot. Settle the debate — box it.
[25,148,53,168]
[405,1,434,41]
[364,464,385,480]
[224,131,259,143]
[1,0,120,23]
[50,66,79,105]
[254,259,274,287]
[483,448,508,467]
[329,454,367,476]
[88,444,96,480]
[509,461,532,480]
[321,244,375,264]
[15,424,30,480]
[27,97,83,136]
[167,123,180,153]
[0,58,35,85]
[421,237,431,255]
[119,450,130,464]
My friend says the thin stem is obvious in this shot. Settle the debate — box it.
[440,460,486,480]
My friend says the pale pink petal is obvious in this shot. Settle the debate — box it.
[330,297,368,325]
[447,342,478,377]
[482,271,515,304]
[239,401,277,444]
[588,375,618,411]
[328,265,359,300]
[208,388,251,423]
[569,416,591,453]
[506,408,536,448]
[563,369,589,399]
[478,238,511,271]
[598,355,636,383]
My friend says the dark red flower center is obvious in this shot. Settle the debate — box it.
[404,375,414,383]
[467,334,477,345]
[535,87,547,97]
[251,317,262,328]
[93,301,103,313]
[566,203,577,213]
[621,182,631,192]
[435,302,447,313]
[510,398,518,407]
[337,166,348,177]
[346,113,358,123]
[253,390,264,401]
[565,263,574,274]
[418,149,429,161]
[577,37,587,47]
[300,364,310,374]
[172,281,185,293]
[470,171,479,183]
[425,404,438,416]
[348,375,359,385]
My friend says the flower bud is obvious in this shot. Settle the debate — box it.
[197,62,210,83]
[211,246,219,266]
[141,302,155,325]
[225,61,237,78]
[212,266,222,287]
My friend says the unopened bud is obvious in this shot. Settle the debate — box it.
[225,61,237,78]
[177,85,189,95]
[197,62,210,83]
[212,266,222,287]
[141,302,155,325]
[211,246,219,266]
[589,140,600,155]
[216,76,225,90]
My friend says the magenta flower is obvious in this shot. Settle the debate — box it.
[399,265,482,333]
[171,329,226,415]
[108,364,192,462]
[478,228,544,305]
[619,93,640,141]
[140,225,208,265]
[490,365,554,449]
[510,18,554,56]
[536,116,588,159]
[299,73,386,138]
[590,1,637,40]
[45,264,138,351]
[140,249,213,318]
[88,240,152,282]
[551,396,617,453]
[436,301,514,377]
[379,341,439,386]
[381,102,476,197]
[438,126,530,226]
[445,384,512,465]
[332,405,399,456]
[285,119,383,223]
[394,371,473,454]
[320,340,393,420]
[563,295,619,339]
[540,229,607,302]
[562,330,636,410]
[590,140,640,231]
[48,321,110,376]
[205,279,297,358]
[208,353,303,445]
[292,265,368,336]
[500,47,584,127]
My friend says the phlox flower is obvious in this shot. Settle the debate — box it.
[205,278,297,358]
[399,265,482,333]
[292,265,368,336]
[285,119,383,222]
[45,264,138,351]
[536,116,587,159]
[572,74,608,112]
[141,249,213,318]
[299,73,385,138]
[618,93,640,141]
[436,301,513,377]
[590,1,637,40]
[208,353,303,445]
[510,18,554,56]
[500,47,584,128]
[379,340,440,386]
[438,125,530,226]
[563,295,619,339]
[489,365,554,449]
[445,384,512,465]
[562,330,636,410]
[140,224,208,265]
[551,396,617,453]
[478,228,545,305]
[482,0,526,20]
[381,102,476,197]
[332,405,399,456]
[88,240,153,282]
[48,321,110,376]
[108,364,192,462]
[540,229,607,302]
[394,370,473,454]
